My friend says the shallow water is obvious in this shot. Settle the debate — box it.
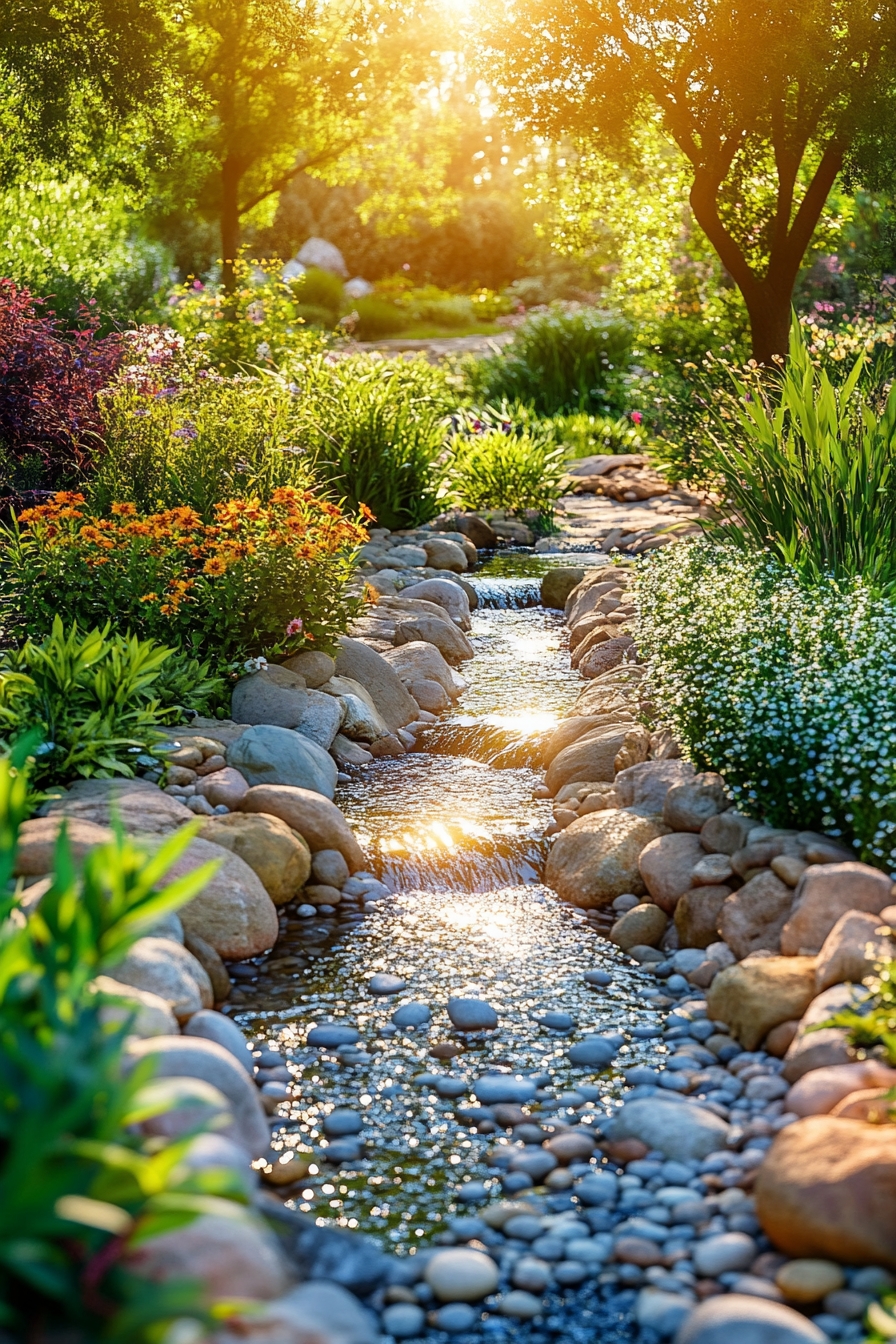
[233,572,661,1261]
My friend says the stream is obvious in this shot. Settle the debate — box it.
[230,561,668,1341]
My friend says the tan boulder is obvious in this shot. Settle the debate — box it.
[239,784,365,870]
[545,810,669,908]
[126,1212,291,1301]
[614,726,651,774]
[638,831,705,913]
[614,759,695,813]
[198,812,311,906]
[543,716,632,768]
[91,974,179,1037]
[579,635,636,679]
[393,616,473,666]
[544,725,636,795]
[781,984,860,1082]
[14,816,113,875]
[565,576,622,626]
[112,936,213,1019]
[706,955,817,1052]
[280,649,336,687]
[815,909,893,992]
[382,641,467,699]
[718,871,795,959]
[754,1115,896,1266]
[610,903,668,951]
[153,836,279,960]
[784,1060,896,1117]
[662,773,728,832]
[830,1088,896,1122]
[334,636,419,730]
[699,810,755,855]
[571,623,615,668]
[674,885,731,949]
[45,778,193,834]
[781,861,894,956]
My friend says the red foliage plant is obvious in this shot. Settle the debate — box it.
[0,280,122,488]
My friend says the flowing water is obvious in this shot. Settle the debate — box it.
[231,563,663,1325]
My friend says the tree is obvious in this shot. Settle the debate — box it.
[173,0,445,290]
[479,0,896,361]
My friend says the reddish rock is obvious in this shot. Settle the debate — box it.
[718,871,794,959]
[700,811,754,855]
[15,816,113,875]
[239,784,365,870]
[662,773,728,832]
[675,885,731,948]
[765,1020,800,1058]
[638,831,705,912]
[781,985,859,1082]
[780,862,894,956]
[755,1115,896,1267]
[195,766,249,810]
[784,1060,896,1117]
[830,1088,896,1122]
[814,909,893,992]
[545,810,669,908]
[614,1237,664,1267]
[578,635,636,679]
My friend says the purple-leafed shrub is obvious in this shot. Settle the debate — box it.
[0,280,122,490]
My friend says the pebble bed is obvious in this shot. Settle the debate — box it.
[223,567,887,1343]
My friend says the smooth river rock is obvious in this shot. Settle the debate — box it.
[425,1248,500,1302]
[334,636,420,731]
[780,861,894,955]
[112,936,213,1019]
[638,832,705,912]
[675,1294,827,1344]
[198,812,311,905]
[706,956,817,1052]
[448,997,498,1030]
[545,810,669,908]
[239,785,365,870]
[227,724,337,799]
[231,665,308,728]
[607,1097,730,1161]
[157,835,280,960]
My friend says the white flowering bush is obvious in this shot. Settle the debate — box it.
[635,541,896,872]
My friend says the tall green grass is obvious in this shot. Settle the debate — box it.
[705,319,896,589]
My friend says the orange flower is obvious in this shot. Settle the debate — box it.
[110,502,137,516]
[79,526,104,543]
[140,592,159,603]
[203,556,228,576]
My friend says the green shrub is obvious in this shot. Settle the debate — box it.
[469,306,634,416]
[289,265,344,318]
[349,296,407,340]
[824,959,896,1065]
[554,411,649,459]
[300,354,455,529]
[442,425,568,528]
[293,302,339,329]
[93,367,315,519]
[701,319,896,589]
[636,541,896,869]
[0,619,186,789]
[0,737,245,1338]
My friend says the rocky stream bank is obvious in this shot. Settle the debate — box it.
[15,524,896,1344]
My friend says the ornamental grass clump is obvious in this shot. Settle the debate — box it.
[1,487,367,668]
[635,541,896,872]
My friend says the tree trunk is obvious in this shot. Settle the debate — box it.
[741,281,794,365]
[220,155,242,295]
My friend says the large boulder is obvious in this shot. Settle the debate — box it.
[383,641,467,699]
[280,650,336,687]
[662,773,728,831]
[545,810,669,908]
[184,1008,255,1074]
[784,1060,896,1117]
[292,690,344,750]
[15,816,114,875]
[91,974,180,1037]
[239,785,365,870]
[610,903,668,951]
[638,832,705,912]
[718,871,795,959]
[320,677,391,743]
[111,937,213,1019]
[674,885,731,949]
[156,835,279,960]
[541,566,586,609]
[393,616,473,666]
[565,576,623,626]
[422,537,468,572]
[545,725,646,795]
[781,984,859,1082]
[231,665,308,728]
[334,637,420,730]
[754,1115,896,1267]
[780,861,894,955]
[227,724,337,798]
[579,635,636,679]
[814,909,893,992]
[675,1295,827,1344]
[699,811,755,855]
[399,579,471,628]
[543,715,634,769]
[128,1035,271,1157]
[43,778,192,835]
[614,759,695,814]
[126,1212,291,1302]
[607,1097,730,1161]
[198,812,311,905]
[706,956,817,1052]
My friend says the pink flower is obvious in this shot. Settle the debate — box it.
[630,411,643,425]
[285,618,303,637]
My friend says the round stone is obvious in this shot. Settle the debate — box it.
[775,1260,846,1303]
[498,1290,542,1319]
[567,1036,617,1068]
[368,973,407,996]
[435,1076,468,1099]
[502,1214,545,1241]
[425,1248,500,1302]
[433,1303,479,1333]
[537,1011,575,1031]
[447,997,498,1031]
[306,1023,360,1048]
[512,1256,552,1292]
[391,1002,432,1028]
[692,1233,758,1278]
[584,969,613,987]
[322,1108,362,1137]
[554,1260,589,1286]
[381,1303,425,1339]
[473,1075,537,1105]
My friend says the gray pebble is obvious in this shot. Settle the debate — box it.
[323,1108,362,1137]
[368,973,407,995]
[381,1303,425,1338]
[391,1002,432,1028]
[307,1023,360,1047]
[433,1303,479,1332]
[567,1037,616,1067]
[447,997,498,1030]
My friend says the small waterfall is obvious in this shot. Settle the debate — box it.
[469,576,541,609]
[371,831,547,893]
[423,721,548,769]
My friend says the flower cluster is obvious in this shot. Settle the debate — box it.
[5,488,369,667]
[635,541,896,874]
